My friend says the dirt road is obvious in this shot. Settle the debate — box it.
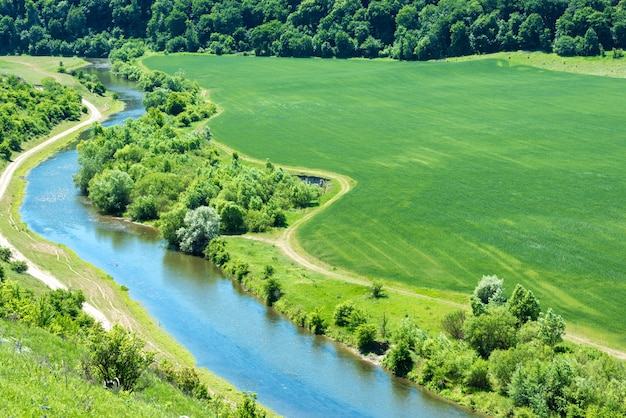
[0,100,111,330]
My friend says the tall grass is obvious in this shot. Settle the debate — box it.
[145,54,626,349]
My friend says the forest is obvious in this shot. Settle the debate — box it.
[0,74,83,161]
[1,0,625,60]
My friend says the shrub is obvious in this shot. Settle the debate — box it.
[86,325,154,391]
[370,280,385,298]
[355,323,377,352]
[263,277,282,306]
[0,246,12,262]
[333,301,367,330]
[10,260,28,273]
[442,310,466,339]
[383,340,413,377]
[307,308,326,335]
[204,238,230,266]
[464,357,491,391]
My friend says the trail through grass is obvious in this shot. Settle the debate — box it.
[145,53,626,350]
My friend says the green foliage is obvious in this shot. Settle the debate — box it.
[463,358,491,392]
[0,246,12,262]
[383,340,413,377]
[306,308,326,335]
[237,392,266,418]
[86,325,154,392]
[463,306,518,358]
[333,300,367,330]
[508,284,541,325]
[473,274,505,306]
[262,277,282,306]
[204,238,230,266]
[10,260,28,273]
[176,206,221,256]
[226,259,250,282]
[441,310,466,340]
[88,169,134,216]
[156,360,210,400]
[355,323,378,353]
[369,280,384,299]
[538,308,566,346]
[0,76,82,156]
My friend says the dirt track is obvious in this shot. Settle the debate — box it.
[0,100,112,330]
[214,141,626,360]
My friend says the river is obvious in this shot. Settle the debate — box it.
[20,60,475,417]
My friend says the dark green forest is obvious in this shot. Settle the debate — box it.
[1,0,625,59]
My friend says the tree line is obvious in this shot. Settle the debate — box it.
[0,74,84,161]
[1,0,624,60]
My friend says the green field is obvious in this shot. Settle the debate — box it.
[144,54,626,349]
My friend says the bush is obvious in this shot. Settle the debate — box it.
[442,310,466,339]
[383,340,413,377]
[355,323,377,352]
[307,308,326,335]
[463,306,517,358]
[263,277,282,306]
[204,238,230,266]
[333,301,367,330]
[370,280,385,298]
[0,246,12,262]
[10,260,28,273]
[86,325,154,391]
[464,357,491,391]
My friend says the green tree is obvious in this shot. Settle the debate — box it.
[538,308,565,346]
[176,206,221,255]
[463,306,517,358]
[262,277,282,306]
[441,310,466,339]
[383,340,413,377]
[507,284,541,325]
[88,169,134,215]
[87,325,154,392]
[355,322,378,352]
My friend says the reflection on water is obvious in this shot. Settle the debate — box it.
[18,61,475,418]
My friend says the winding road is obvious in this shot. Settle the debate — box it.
[0,99,112,330]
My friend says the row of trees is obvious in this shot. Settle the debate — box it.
[0,75,83,161]
[1,0,625,59]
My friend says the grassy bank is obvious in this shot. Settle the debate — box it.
[144,52,626,351]
[0,56,257,412]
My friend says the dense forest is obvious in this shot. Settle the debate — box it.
[1,0,625,60]
[0,74,84,161]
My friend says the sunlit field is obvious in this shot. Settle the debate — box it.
[145,54,626,348]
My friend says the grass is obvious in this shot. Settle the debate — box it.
[0,320,225,417]
[0,56,253,412]
[144,53,626,350]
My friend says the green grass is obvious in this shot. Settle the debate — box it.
[145,53,626,350]
[0,320,225,416]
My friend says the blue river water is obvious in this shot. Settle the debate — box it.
[19,61,475,417]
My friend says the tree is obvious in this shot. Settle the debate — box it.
[538,308,565,346]
[176,206,221,255]
[582,27,601,56]
[507,284,541,325]
[88,169,134,215]
[442,310,466,339]
[262,277,282,306]
[355,323,377,352]
[471,274,505,315]
[383,340,413,377]
[87,325,154,391]
[463,306,517,358]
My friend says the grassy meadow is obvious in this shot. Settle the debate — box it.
[145,54,626,350]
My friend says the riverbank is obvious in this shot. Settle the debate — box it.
[0,56,261,411]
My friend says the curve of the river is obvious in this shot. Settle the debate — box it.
[20,61,475,418]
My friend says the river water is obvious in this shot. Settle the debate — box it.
[20,61,474,417]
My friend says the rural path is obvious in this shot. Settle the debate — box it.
[0,99,112,330]
[213,141,626,359]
